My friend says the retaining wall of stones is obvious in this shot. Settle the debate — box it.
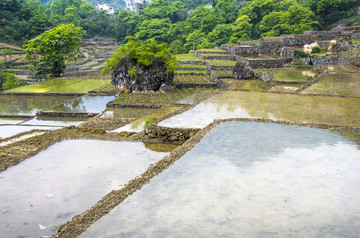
[199,54,236,61]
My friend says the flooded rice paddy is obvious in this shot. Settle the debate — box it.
[43,95,114,114]
[20,117,86,127]
[272,70,316,82]
[0,118,26,125]
[112,107,178,133]
[301,73,360,97]
[159,91,360,128]
[0,125,60,139]
[0,140,167,237]
[101,107,157,119]
[81,121,360,237]
[0,95,75,116]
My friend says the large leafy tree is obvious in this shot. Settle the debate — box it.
[24,24,85,79]
[259,3,318,37]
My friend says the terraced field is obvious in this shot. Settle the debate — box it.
[108,87,205,107]
[5,79,110,94]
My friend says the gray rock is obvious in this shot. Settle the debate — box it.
[111,61,174,92]
[233,63,254,79]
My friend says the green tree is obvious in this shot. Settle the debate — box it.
[135,18,171,42]
[103,37,177,75]
[207,24,233,46]
[259,3,318,37]
[229,15,253,43]
[24,24,85,79]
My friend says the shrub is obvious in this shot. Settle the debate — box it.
[293,50,310,58]
[103,37,177,75]
[311,46,322,54]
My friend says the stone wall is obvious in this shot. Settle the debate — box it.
[199,54,236,61]
[144,125,199,143]
[236,56,290,68]
[304,54,353,66]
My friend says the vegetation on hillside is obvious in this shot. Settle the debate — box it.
[0,0,359,52]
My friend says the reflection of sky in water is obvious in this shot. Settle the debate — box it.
[0,118,26,125]
[81,122,360,238]
[0,125,60,139]
[159,101,251,128]
[20,117,85,127]
[0,140,167,237]
[45,96,114,113]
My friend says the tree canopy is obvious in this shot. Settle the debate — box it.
[24,24,85,79]
[1,0,359,52]
[103,37,177,75]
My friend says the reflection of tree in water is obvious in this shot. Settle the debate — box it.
[333,129,360,150]
[222,92,360,127]
[62,96,85,112]
[0,96,74,116]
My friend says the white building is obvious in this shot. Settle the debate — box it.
[126,0,142,12]
[96,3,115,14]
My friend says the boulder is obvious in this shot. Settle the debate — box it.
[111,61,174,92]
[233,62,254,79]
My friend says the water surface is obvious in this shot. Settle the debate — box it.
[159,91,360,128]
[44,96,114,114]
[112,107,178,133]
[20,117,86,127]
[0,125,60,139]
[0,140,167,237]
[0,95,75,116]
[81,122,360,238]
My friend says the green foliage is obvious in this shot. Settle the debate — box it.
[229,15,253,43]
[293,50,310,58]
[143,117,158,129]
[128,66,138,77]
[3,73,21,90]
[311,46,322,54]
[103,37,177,75]
[352,40,360,47]
[24,24,85,79]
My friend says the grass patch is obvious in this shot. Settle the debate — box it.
[150,94,154,104]
[206,60,237,67]
[176,53,203,61]
[272,70,316,83]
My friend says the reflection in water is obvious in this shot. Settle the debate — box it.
[112,107,178,132]
[0,95,75,116]
[159,91,360,128]
[101,108,156,119]
[0,125,60,139]
[20,117,86,127]
[45,96,114,113]
[81,122,360,238]
[0,140,167,237]
[159,100,251,129]
[0,118,26,125]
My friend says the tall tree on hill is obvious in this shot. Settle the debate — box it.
[24,24,85,79]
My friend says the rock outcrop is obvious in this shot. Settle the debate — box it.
[233,63,254,79]
[111,61,174,92]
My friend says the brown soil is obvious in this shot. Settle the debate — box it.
[80,117,129,131]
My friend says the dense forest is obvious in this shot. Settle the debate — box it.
[1,0,359,53]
